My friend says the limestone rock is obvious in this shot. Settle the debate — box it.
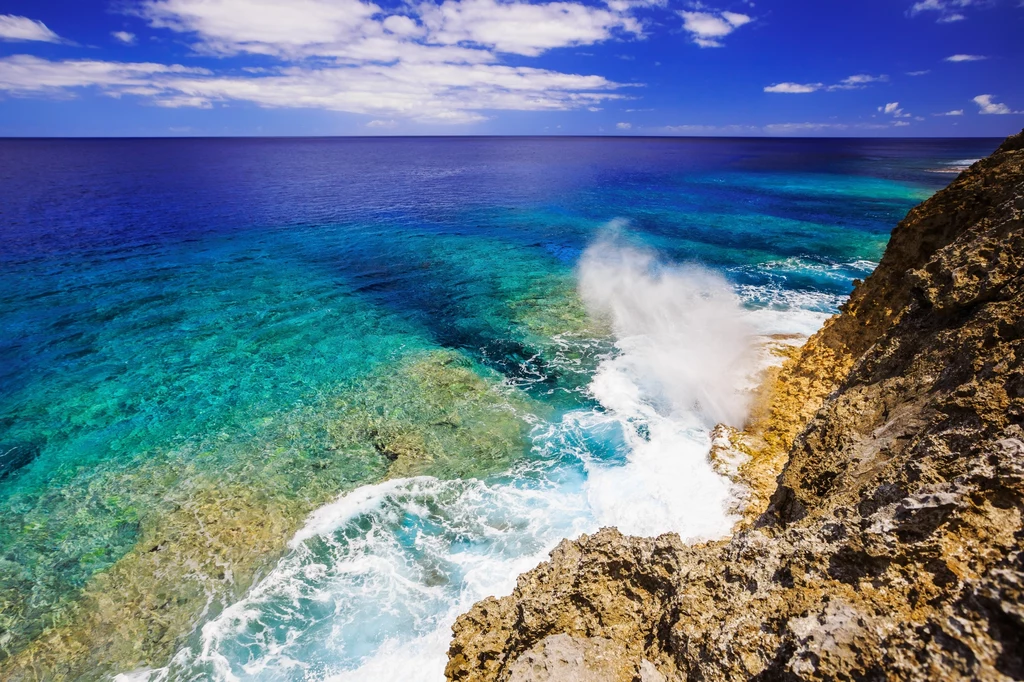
[506,634,633,682]
[447,130,1024,682]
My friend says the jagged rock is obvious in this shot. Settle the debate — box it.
[447,129,1024,681]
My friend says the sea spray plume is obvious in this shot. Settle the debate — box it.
[577,232,756,427]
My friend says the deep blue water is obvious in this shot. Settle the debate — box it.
[0,137,999,680]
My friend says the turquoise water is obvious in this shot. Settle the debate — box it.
[0,137,997,679]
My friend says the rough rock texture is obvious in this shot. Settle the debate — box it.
[447,130,1024,682]
[506,634,636,682]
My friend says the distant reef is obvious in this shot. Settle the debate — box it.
[446,129,1024,682]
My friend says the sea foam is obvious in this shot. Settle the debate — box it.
[141,235,816,682]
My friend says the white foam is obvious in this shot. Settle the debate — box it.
[143,469,593,681]
[732,256,877,338]
[578,234,757,428]
[929,159,980,174]
[289,477,430,549]
[140,235,840,682]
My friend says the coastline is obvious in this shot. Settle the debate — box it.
[0,138,992,681]
[445,129,1024,681]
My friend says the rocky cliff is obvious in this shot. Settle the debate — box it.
[446,129,1024,682]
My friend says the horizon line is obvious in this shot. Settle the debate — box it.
[0,134,1006,141]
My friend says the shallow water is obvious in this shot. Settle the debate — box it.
[0,137,998,679]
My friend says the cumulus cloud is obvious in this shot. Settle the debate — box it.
[0,14,62,43]
[616,121,631,129]
[764,82,822,94]
[945,54,987,61]
[136,0,642,58]
[0,55,208,90]
[420,0,642,56]
[934,109,964,116]
[1,0,654,124]
[0,54,627,124]
[906,70,930,76]
[878,101,911,118]
[112,31,137,44]
[138,0,381,56]
[973,94,1019,114]
[764,74,887,94]
[679,9,752,48]
[381,15,425,37]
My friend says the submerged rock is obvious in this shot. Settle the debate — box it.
[0,441,41,480]
[0,349,533,680]
[446,129,1024,681]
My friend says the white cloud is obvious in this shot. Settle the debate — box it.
[0,0,651,125]
[679,10,752,48]
[906,70,930,76]
[764,82,822,94]
[138,0,381,56]
[0,14,62,43]
[0,55,208,91]
[763,122,850,133]
[616,121,631,129]
[893,120,911,126]
[366,118,397,128]
[934,109,964,115]
[878,101,911,118]
[420,0,642,56]
[764,74,886,94]
[909,0,978,22]
[382,15,424,37]
[973,94,1019,114]
[720,11,752,27]
[112,31,137,44]
[655,123,760,135]
[945,54,987,62]
[605,0,667,11]
[137,0,642,58]
[828,74,887,90]
[763,121,897,135]
[654,121,908,136]
[0,54,627,124]
[154,94,214,108]
[138,0,493,65]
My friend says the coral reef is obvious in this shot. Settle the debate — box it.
[1,350,534,681]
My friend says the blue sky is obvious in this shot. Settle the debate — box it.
[0,0,1021,136]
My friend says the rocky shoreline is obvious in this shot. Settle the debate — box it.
[446,130,1024,681]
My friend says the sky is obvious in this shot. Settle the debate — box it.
[0,0,1021,136]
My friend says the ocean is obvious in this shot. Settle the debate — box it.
[0,136,998,680]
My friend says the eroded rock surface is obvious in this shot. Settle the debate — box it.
[447,130,1024,681]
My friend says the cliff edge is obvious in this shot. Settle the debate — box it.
[446,129,1024,682]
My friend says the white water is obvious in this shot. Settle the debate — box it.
[130,240,844,682]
